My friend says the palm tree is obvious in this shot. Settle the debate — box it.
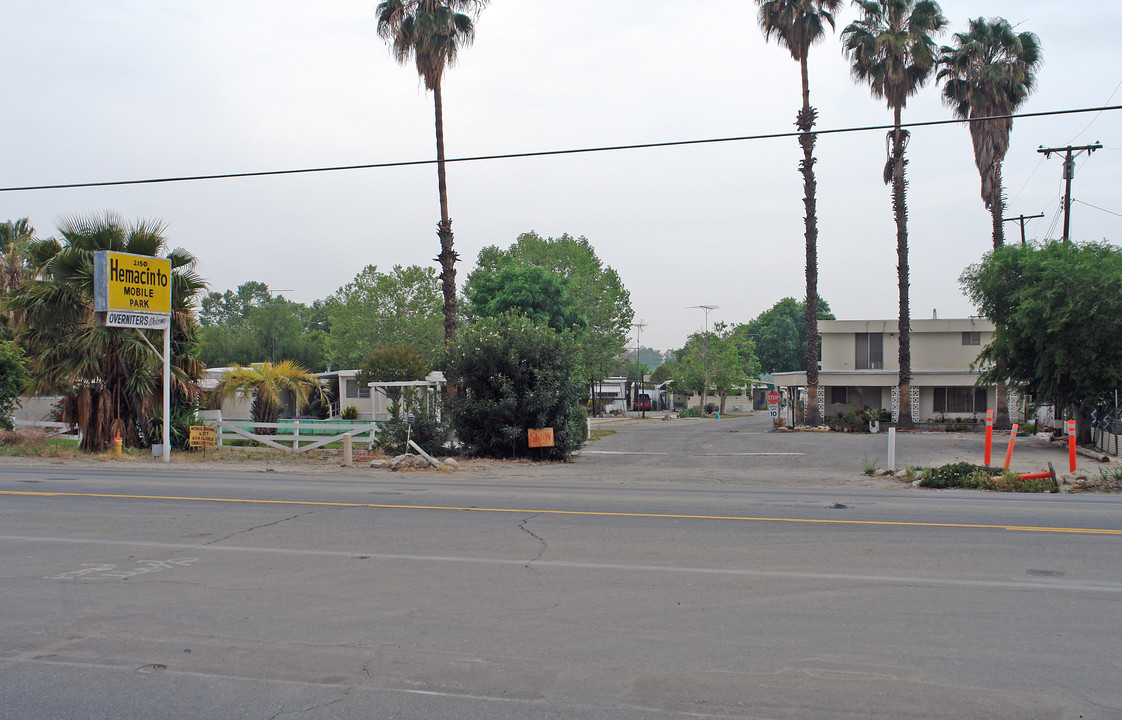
[938,18,1042,249]
[376,0,488,341]
[755,0,842,428]
[7,213,206,451]
[0,218,35,336]
[843,0,946,429]
[213,361,321,433]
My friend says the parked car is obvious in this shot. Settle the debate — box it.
[634,394,652,411]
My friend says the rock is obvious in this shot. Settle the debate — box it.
[369,459,390,469]
[443,458,459,469]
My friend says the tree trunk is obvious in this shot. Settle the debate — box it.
[797,57,821,428]
[889,109,913,430]
[990,163,1005,249]
[433,78,458,341]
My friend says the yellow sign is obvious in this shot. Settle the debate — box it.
[94,251,172,315]
[527,427,555,448]
[189,425,217,448]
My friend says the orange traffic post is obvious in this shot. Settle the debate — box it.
[1068,419,1077,473]
[1002,424,1019,470]
[984,409,994,466]
[114,430,122,459]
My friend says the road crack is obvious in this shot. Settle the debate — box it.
[518,514,547,566]
[203,509,326,546]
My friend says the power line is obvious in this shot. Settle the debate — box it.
[1073,199,1122,219]
[2,104,1119,194]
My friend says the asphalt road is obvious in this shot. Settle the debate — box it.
[3,441,1122,720]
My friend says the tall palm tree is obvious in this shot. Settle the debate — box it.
[213,361,321,433]
[0,218,35,336]
[7,213,206,451]
[843,0,945,429]
[376,0,488,341]
[938,17,1042,249]
[755,0,842,428]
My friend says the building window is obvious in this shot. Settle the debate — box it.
[933,387,987,414]
[962,331,981,346]
[345,379,370,399]
[830,387,849,405]
[855,333,884,370]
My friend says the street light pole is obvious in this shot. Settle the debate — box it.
[687,305,718,416]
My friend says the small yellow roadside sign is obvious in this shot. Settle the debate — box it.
[189,425,217,448]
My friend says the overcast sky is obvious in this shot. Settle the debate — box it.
[3,0,1119,352]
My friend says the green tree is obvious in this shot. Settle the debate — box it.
[756,0,841,426]
[0,218,35,339]
[671,324,759,414]
[650,364,671,385]
[356,344,431,407]
[0,340,29,430]
[323,265,443,370]
[198,283,327,371]
[742,297,834,373]
[938,17,1042,248]
[213,361,322,431]
[376,0,489,341]
[466,232,634,407]
[960,241,1122,442]
[7,213,206,451]
[467,264,587,332]
[443,314,586,460]
[843,0,946,429]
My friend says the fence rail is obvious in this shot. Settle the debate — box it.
[207,419,379,453]
[1091,396,1121,457]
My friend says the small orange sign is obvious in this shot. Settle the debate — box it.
[527,427,555,448]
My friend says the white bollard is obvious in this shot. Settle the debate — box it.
[342,432,353,467]
[887,427,897,472]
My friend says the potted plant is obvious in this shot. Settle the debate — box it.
[862,408,891,433]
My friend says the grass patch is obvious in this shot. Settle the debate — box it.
[917,461,1053,493]
[588,428,617,443]
[861,456,879,476]
[0,429,82,457]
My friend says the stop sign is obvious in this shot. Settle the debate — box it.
[766,390,781,405]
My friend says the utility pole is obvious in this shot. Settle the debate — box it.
[1001,212,1045,246]
[687,305,718,416]
[1037,143,1102,241]
[630,320,647,415]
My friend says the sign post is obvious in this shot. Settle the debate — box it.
[766,390,781,423]
[94,251,173,463]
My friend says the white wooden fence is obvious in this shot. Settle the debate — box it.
[208,417,379,453]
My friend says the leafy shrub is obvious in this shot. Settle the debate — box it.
[376,399,450,456]
[919,461,1050,492]
[442,314,586,460]
[147,395,201,451]
[704,403,719,415]
[0,341,29,431]
[680,408,701,418]
[918,461,984,488]
[341,405,358,420]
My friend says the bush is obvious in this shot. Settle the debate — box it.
[0,341,29,431]
[341,405,358,420]
[377,399,450,456]
[443,314,586,460]
[918,461,1051,492]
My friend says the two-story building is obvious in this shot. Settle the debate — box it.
[772,318,997,424]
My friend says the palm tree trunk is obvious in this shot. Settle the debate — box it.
[990,163,1005,249]
[890,107,913,430]
[797,57,821,428]
[433,78,458,341]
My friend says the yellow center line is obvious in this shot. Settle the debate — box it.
[2,489,1120,535]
